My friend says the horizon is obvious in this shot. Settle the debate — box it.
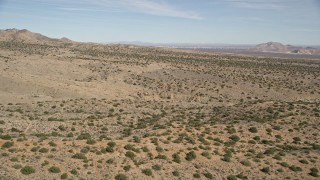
[0,0,320,45]
[2,28,320,47]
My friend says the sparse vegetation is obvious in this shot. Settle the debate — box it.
[20,166,35,175]
[0,34,319,179]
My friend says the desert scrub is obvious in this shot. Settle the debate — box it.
[106,146,114,153]
[70,169,78,175]
[227,175,237,180]
[72,153,87,160]
[142,168,152,176]
[48,166,61,173]
[41,160,49,166]
[229,135,240,142]
[172,153,181,163]
[76,133,91,140]
[13,164,22,169]
[39,148,49,153]
[1,141,14,148]
[124,144,140,153]
[241,159,251,166]
[201,151,212,159]
[152,164,161,171]
[299,159,308,164]
[248,127,258,133]
[172,170,179,177]
[123,165,131,172]
[48,117,64,122]
[185,151,196,161]
[204,172,213,179]
[61,173,68,179]
[115,173,128,180]
[48,141,57,147]
[86,139,96,145]
[261,167,270,173]
[155,154,167,160]
[193,173,201,178]
[309,168,319,177]
[222,152,232,162]
[20,166,35,175]
[0,134,12,140]
[107,141,116,147]
[289,165,302,172]
[125,151,136,159]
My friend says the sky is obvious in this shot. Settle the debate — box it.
[0,0,319,45]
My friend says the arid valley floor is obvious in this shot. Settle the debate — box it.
[0,32,319,179]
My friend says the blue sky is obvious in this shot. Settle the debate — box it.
[0,0,319,45]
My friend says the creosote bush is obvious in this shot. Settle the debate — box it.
[48,166,61,173]
[142,169,152,176]
[186,151,196,161]
[20,166,35,175]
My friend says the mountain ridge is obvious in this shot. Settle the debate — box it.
[0,28,73,45]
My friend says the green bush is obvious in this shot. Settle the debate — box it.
[70,169,78,175]
[48,166,61,173]
[241,160,251,166]
[106,146,114,153]
[2,141,14,148]
[185,151,196,161]
[203,172,213,179]
[48,141,57,147]
[125,151,135,159]
[142,168,152,176]
[261,167,270,173]
[20,166,35,175]
[39,148,49,153]
[86,139,96,145]
[229,135,240,142]
[13,164,22,169]
[152,164,161,171]
[193,173,201,178]
[201,151,211,159]
[264,148,276,155]
[227,175,237,180]
[115,173,128,180]
[248,127,258,133]
[289,165,302,172]
[273,155,282,161]
[72,153,87,159]
[172,153,181,163]
[76,133,91,140]
[123,165,131,172]
[299,159,308,164]
[222,152,232,162]
[107,141,116,147]
[310,168,319,177]
[279,162,289,167]
[61,173,68,179]
[156,154,167,160]
[172,170,179,177]
[48,117,64,122]
[0,134,12,140]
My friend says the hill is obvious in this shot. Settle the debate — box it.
[0,28,72,45]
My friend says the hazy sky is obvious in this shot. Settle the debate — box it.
[0,0,319,45]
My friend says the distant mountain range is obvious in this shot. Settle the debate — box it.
[112,41,255,49]
[115,41,320,55]
[253,42,320,55]
[0,28,319,55]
